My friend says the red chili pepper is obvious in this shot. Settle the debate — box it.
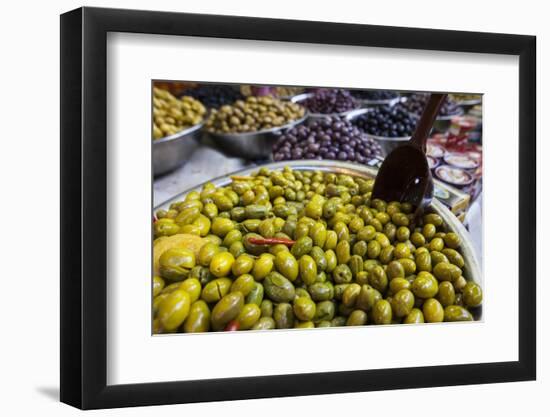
[152,216,157,223]
[224,320,240,331]
[247,237,296,247]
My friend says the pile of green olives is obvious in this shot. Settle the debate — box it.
[153,87,206,140]
[205,96,305,134]
[153,167,482,334]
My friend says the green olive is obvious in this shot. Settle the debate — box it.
[348,255,364,278]
[260,299,273,317]
[433,262,462,282]
[180,278,201,303]
[198,242,219,267]
[462,281,483,307]
[372,299,392,324]
[391,289,415,318]
[231,274,255,296]
[444,305,473,322]
[342,283,361,307]
[211,217,235,237]
[386,261,405,279]
[183,300,211,333]
[273,303,295,329]
[201,278,232,303]
[291,236,313,258]
[403,308,425,324]
[310,246,328,271]
[222,229,243,247]
[211,292,244,330]
[313,300,336,322]
[252,253,274,281]
[299,255,318,285]
[397,258,417,275]
[245,282,264,306]
[437,281,456,307]
[263,272,296,302]
[274,251,299,281]
[252,317,276,330]
[346,310,368,326]
[209,251,235,278]
[411,271,439,298]
[423,298,444,323]
[423,213,443,227]
[443,232,461,249]
[356,285,382,311]
[158,289,191,331]
[159,247,196,281]
[410,232,426,247]
[416,251,432,272]
[369,265,388,293]
[294,297,317,321]
[325,249,337,272]
[333,264,353,284]
[441,248,465,268]
[153,276,165,297]
[308,282,334,302]
[232,254,255,276]
[236,304,261,329]
[389,277,411,294]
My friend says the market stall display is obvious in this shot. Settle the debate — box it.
[272,117,382,163]
[152,163,482,333]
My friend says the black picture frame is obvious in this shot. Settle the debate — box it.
[60,6,536,410]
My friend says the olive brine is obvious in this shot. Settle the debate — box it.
[153,167,482,333]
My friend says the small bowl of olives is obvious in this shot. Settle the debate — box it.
[347,106,419,156]
[205,96,307,159]
[291,89,361,121]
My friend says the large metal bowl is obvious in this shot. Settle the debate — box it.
[153,122,203,177]
[205,115,308,160]
[290,93,362,122]
[155,160,482,291]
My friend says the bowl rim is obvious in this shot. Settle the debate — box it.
[153,121,204,145]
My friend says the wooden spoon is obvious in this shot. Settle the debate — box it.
[372,93,447,215]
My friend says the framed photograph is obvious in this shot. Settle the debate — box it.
[60,6,536,410]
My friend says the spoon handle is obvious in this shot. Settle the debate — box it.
[409,93,447,152]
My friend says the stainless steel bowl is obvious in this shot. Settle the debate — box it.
[155,159,482,290]
[290,93,362,122]
[345,108,408,157]
[205,115,308,160]
[153,122,204,177]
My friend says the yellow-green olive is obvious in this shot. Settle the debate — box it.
[211,292,244,330]
[180,278,201,303]
[462,281,483,307]
[444,305,473,322]
[209,252,235,278]
[230,274,255,296]
[158,289,191,331]
[403,308,425,324]
[236,304,261,329]
[201,278,232,303]
[183,300,211,333]
[153,275,165,297]
[423,298,444,323]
